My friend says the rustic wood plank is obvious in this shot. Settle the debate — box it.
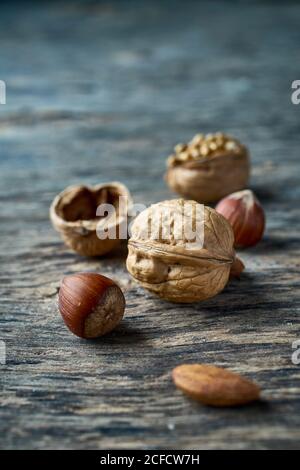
[0,0,300,450]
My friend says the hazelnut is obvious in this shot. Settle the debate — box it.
[215,189,265,248]
[50,182,132,256]
[126,199,244,303]
[58,273,125,338]
[165,132,250,203]
[230,256,245,278]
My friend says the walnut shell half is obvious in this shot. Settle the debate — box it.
[165,133,250,204]
[126,199,239,303]
[50,182,132,256]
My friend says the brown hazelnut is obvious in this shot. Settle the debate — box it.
[58,273,125,338]
[229,256,245,278]
[215,189,265,248]
[50,182,132,257]
[165,132,250,203]
[126,199,244,303]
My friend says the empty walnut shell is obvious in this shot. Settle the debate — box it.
[50,182,132,256]
[126,199,242,303]
[165,132,250,204]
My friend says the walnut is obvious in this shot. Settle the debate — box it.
[50,182,132,256]
[165,132,250,203]
[126,199,243,303]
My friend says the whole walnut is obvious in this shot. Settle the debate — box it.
[126,199,243,303]
[165,132,250,204]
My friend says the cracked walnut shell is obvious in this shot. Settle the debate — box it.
[50,182,132,256]
[165,132,250,203]
[126,199,243,303]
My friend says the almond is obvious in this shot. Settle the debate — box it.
[172,364,260,407]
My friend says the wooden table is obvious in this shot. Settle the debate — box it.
[0,0,299,450]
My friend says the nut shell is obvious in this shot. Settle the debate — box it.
[50,182,132,256]
[165,133,250,203]
[58,273,125,338]
[126,199,239,303]
[216,189,265,247]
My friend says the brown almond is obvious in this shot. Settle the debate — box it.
[172,364,260,407]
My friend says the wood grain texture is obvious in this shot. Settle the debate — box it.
[0,0,300,450]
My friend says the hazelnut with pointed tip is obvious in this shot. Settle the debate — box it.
[58,273,125,338]
[216,189,265,248]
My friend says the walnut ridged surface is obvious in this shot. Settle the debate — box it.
[127,200,237,303]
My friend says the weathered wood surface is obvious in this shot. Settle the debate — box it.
[0,0,300,450]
